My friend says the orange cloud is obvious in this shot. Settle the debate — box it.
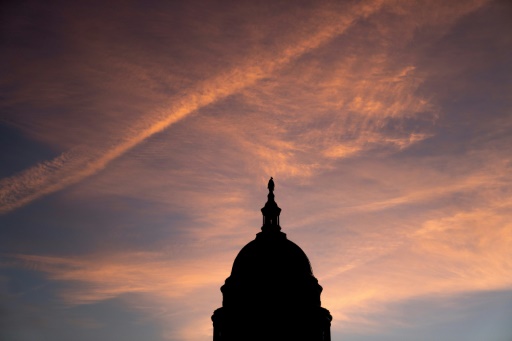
[2,1,507,340]
[0,0,389,214]
[13,252,230,304]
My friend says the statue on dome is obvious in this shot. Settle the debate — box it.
[267,177,275,193]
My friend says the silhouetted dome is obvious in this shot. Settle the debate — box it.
[231,231,313,279]
[212,178,332,341]
[221,229,322,309]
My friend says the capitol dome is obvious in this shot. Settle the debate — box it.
[212,178,332,341]
[223,225,322,309]
[231,232,313,279]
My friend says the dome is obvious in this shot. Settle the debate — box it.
[220,178,322,308]
[222,229,322,309]
[231,230,313,279]
[212,178,332,341]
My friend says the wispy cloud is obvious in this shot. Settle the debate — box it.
[6,192,511,333]
[2,0,510,340]
[324,204,512,331]
[0,0,389,214]
[11,252,229,304]
[0,0,491,213]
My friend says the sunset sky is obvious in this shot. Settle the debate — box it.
[1,0,512,340]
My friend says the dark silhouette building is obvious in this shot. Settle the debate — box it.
[212,178,332,341]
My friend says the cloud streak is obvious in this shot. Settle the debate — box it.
[1,1,510,340]
[0,0,389,214]
[10,252,227,304]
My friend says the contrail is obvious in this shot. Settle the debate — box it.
[0,0,385,214]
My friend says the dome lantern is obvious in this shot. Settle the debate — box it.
[261,177,282,231]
